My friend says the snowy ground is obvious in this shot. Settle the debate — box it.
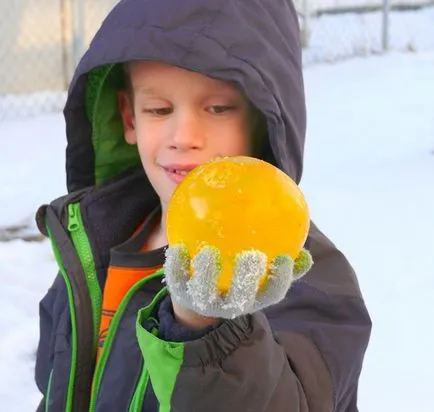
[1,52,434,411]
[301,52,434,412]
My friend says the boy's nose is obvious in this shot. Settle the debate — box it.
[169,112,205,151]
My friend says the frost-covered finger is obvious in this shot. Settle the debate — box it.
[293,248,313,278]
[253,255,294,312]
[222,250,267,315]
[186,246,222,312]
[164,244,190,302]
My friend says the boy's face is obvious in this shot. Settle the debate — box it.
[119,61,254,211]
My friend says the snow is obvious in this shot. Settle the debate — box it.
[1,45,434,412]
[0,114,66,229]
[0,114,66,410]
[0,240,57,410]
[301,52,434,412]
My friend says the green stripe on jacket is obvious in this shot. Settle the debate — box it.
[136,300,185,412]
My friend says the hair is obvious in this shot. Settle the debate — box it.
[122,62,134,101]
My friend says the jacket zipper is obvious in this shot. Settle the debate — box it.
[67,203,102,351]
[89,270,166,411]
[45,204,96,412]
[46,224,80,412]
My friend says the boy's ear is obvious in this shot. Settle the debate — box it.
[118,91,137,145]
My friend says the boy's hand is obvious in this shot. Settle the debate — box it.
[164,245,312,320]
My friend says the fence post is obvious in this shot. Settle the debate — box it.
[72,0,86,67]
[301,0,311,48]
[382,0,390,51]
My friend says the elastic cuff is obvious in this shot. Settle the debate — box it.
[181,312,264,367]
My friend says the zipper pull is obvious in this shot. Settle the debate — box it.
[67,203,80,232]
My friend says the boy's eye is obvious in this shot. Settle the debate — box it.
[208,105,236,114]
[142,107,172,116]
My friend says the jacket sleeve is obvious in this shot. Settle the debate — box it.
[138,224,371,412]
[34,273,63,410]
[157,295,221,342]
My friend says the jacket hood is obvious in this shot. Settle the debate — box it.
[64,0,306,192]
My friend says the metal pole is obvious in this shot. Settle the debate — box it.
[382,0,390,52]
[60,0,71,87]
[72,0,85,67]
[301,0,311,49]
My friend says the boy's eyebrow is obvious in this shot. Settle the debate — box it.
[134,86,160,96]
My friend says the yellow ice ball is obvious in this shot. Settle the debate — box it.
[166,156,310,295]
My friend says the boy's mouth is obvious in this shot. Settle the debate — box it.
[167,169,189,176]
[162,164,199,184]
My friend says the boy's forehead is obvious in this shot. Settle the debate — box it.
[129,61,240,94]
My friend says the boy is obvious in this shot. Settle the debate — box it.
[35,0,371,411]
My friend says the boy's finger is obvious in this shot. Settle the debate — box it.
[164,244,191,300]
[187,246,222,312]
[293,249,314,279]
[164,244,190,284]
[253,255,294,311]
[222,250,266,314]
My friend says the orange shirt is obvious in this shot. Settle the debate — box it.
[96,208,165,360]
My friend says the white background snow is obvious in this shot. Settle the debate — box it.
[1,8,433,412]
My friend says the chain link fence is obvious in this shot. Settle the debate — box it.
[0,0,118,121]
[0,0,66,120]
[297,0,434,65]
[1,0,433,121]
